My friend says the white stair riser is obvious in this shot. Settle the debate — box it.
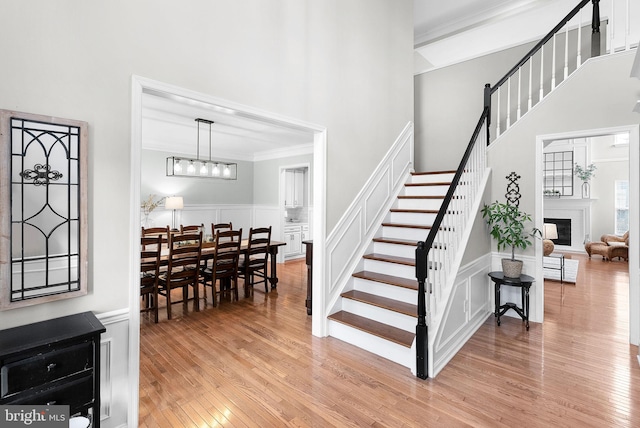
[403,185,449,197]
[389,211,437,225]
[410,173,455,184]
[364,258,414,278]
[396,199,444,210]
[382,226,429,241]
[341,299,415,332]
[352,277,417,304]
[373,242,416,259]
[327,320,413,369]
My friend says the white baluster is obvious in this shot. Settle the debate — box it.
[517,68,522,120]
[552,33,557,89]
[528,59,533,110]
[496,87,501,137]
[564,24,569,79]
[506,77,511,129]
[577,8,582,67]
[539,47,545,101]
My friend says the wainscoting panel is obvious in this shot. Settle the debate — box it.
[96,309,129,428]
[324,122,414,319]
[433,254,492,377]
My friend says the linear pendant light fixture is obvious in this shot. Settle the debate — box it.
[166,118,237,179]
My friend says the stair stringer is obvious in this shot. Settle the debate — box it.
[426,167,491,377]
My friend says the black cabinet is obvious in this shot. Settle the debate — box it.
[0,311,105,426]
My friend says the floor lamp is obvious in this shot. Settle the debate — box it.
[165,196,183,231]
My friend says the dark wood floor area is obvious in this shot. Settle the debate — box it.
[139,254,640,427]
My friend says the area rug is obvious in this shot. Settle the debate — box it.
[543,256,578,283]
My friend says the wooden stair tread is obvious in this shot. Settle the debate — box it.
[390,209,438,214]
[341,290,416,317]
[381,222,431,230]
[412,170,456,176]
[405,182,451,187]
[353,271,419,290]
[397,195,444,200]
[372,237,418,246]
[363,253,415,266]
[328,311,414,348]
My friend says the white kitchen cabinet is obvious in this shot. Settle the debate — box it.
[284,169,305,208]
[284,225,302,257]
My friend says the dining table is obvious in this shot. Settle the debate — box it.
[158,239,286,290]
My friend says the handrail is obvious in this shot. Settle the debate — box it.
[490,0,593,94]
[415,107,489,379]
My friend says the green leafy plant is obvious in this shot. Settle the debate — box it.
[481,201,541,260]
[574,163,596,182]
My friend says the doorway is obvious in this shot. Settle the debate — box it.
[535,125,639,347]
[130,75,327,426]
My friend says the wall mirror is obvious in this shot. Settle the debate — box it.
[0,110,88,310]
[543,150,574,197]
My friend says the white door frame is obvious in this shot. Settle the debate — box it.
[129,75,327,427]
[279,163,311,262]
[535,125,639,350]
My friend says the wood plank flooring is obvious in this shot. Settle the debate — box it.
[139,254,640,427]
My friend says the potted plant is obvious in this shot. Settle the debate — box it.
[574,163,596,198]
[481,201,540,278]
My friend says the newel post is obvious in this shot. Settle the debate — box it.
[415,241,428,379]
[591,0,601,57]
[484,83,492,144]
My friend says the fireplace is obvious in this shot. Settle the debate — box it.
[544,218,571,246]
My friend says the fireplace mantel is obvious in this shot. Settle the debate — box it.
[543,198,594,252]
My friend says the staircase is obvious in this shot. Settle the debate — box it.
[327,170,456,370]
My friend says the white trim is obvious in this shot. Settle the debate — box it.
[130,75,328,425]
[536,124,639,344]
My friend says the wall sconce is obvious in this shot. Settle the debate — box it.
[166,118,237,180]
[165,196,183,230]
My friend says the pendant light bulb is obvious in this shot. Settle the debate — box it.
[223,164,231,177]
[174,159,182,173]
[199,162,208,176]
[212,163,220,176]
[187,161,195,175]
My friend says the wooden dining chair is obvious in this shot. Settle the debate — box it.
[141,226,170,249]
[140,235,162,323]
[180,223,204,234]
[239,226,272,294]
[211,222,233,237]
[200,229,242,305]
[157,231,202,320]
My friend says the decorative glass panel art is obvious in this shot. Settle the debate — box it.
[0,110,88,310]
[543,151,573,197]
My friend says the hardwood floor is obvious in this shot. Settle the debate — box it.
[139,255,640,427]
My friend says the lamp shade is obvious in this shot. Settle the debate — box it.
[165,196,184,210]
[543,223,558,240]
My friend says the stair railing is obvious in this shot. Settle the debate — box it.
[486,0,600,141]
[415,0,611,379]
[415,108,488,379]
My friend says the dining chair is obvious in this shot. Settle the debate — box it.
[211,222,233,237]
[157,231,202,320]
[239,226,271,294]
[180,223,204,234]
[140,235,162,323]
[141,226,170,249]
[200,229,242,305]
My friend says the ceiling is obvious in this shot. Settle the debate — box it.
[143,1,560,159]
[141,90,314,162]
[414,0,579,73]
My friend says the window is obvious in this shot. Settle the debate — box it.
[615,180,629,235]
